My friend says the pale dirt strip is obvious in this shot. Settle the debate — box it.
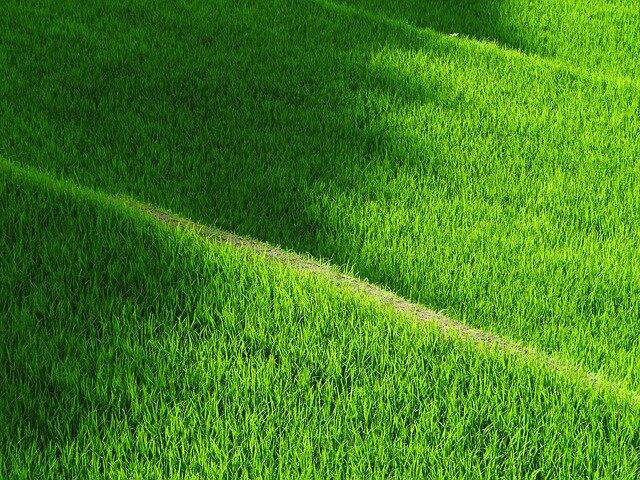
[133,201,640,407]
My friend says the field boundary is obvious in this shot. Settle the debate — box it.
[316,0,640,89]
[2,154,637,404]
[132,200,640,406]
[136,202,505,345]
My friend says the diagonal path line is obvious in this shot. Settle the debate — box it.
[131,200,640,407]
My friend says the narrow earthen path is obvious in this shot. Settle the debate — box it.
[133,200,640,406]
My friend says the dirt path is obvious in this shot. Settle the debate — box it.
[133,201,640,406]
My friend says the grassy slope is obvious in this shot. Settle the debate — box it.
[1,0,639,389]
[340,0,640,78]
[1,161,640,478]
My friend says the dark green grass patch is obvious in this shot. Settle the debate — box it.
[1,161,640,479]
[1,0,639,389]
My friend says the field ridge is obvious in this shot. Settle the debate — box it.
[2,156,638,405]
[132,200,640,407]
[3,0,640,474]
[4,158,640,477]
[319,0,640,88]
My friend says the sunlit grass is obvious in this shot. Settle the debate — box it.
[1,0,638,387]
[2,161,640,479]
[1,1,640,475]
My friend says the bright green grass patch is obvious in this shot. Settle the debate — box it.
[1,0,639,389]
[1,161,640,479]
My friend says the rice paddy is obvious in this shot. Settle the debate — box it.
[1,0,639,477]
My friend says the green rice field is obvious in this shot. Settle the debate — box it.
[1,0,640,477]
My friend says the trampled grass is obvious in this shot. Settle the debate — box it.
[2,161,640,478]
[1,0,638,387]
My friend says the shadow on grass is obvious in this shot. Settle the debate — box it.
[2,0,640,410]
[3,1,640,468]
[0,0,503,454]
[0,0,582,340]
[0,0,470,255]
[1,176,324,463]
[334,0,529,51]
